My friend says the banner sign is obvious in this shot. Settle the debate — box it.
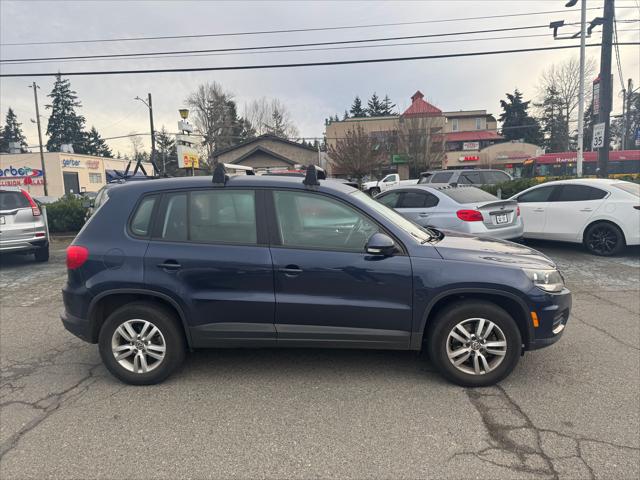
[177,145,200,169]
[462,142,480,151]
[0,165,44,178]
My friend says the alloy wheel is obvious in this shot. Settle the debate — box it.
[587,226,618,255]
[446,317,507,375]
[111,319,166,374]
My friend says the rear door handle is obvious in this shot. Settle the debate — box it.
[279,265,302,276]
[157,261,181,270]
[533,208,545,212]
[419,213,430,217]
[580,208,593,212]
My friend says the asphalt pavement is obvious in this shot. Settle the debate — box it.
[0,237,638,479]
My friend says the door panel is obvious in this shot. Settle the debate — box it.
[517,186,556,238]
[542,185,607,242]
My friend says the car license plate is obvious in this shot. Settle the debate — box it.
[495,213,509,224]
[0,216,4,225]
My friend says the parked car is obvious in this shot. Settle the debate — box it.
[512,178,640,256]
[418,169,512,186]
[376,185,523,240]
[361,173,417,196]
[61,167,571,388]
[0,187,49,262]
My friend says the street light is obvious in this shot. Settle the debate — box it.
[178,108,189,120]
[134,93,158,174]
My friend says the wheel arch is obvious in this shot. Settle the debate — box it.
[581,218,626,245]
[415,288,533,350]
[88,289,193,348]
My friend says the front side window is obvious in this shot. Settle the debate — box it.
[517,186,555,203]
[273,191,379,252]
[554,185,607,202]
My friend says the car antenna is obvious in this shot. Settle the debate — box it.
[212,162,228,186]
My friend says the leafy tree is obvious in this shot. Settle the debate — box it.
[81,126,112,157]
[367,93,384,117]
[499,89,543,145]
[328,124,385,185]
[537,85,569,153]
[349,96,366,118]
[45,74,86,152]
[2,108,28,152]
[381,95,397,116]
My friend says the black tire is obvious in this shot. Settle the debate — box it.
[34,245,49,262]
[369,187,380,197]
[427,301,522,387]
[98,302,186,385]
[583,221,625,256]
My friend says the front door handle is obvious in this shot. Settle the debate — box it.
[157,261,181,271]
[279,265,302,276]
[418,213,430,217]
[580,208,593,212]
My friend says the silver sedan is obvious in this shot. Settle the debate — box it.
[376,184,524,240]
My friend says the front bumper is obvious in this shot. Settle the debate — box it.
[527,287,572,350]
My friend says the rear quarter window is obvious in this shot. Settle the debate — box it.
[129,195,157,237]
[0,191,30,210]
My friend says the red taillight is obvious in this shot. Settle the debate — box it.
[66,246,89,270]
[20,189,41,216]
[456,209,483,222]
[517,206,521,216]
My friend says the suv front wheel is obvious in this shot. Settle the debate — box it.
[98,302,186,385]
[427,301,521,387]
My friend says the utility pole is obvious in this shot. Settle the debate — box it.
[622,78,633,149]
[147,93,156,170]
[597,0,614,178]
[576,0,587,177]
[29,82,48,196]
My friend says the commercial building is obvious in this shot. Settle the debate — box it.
[325,90,543,178]
[0,152,154,198]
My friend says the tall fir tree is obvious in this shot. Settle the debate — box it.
[367,93,384,116]
[81,126,112,157]
[537,86,569,153]
[2,108,28,152]
[380,95,397,116]
[498,89,543,145]
[349,96,366,117]
[45,74,86,152]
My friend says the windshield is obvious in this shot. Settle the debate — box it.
[350,190,432,242]
[612,182,640,197]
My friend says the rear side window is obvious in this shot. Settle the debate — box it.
[554,185,607,201]
[483,171,510,184]
[0,191,29,210]
[439,187,496,204]
[517,186,555,203]
[458,172,482,185]
[377,191,401,208]
[398,191,439,208]
[431,172,453,183]
[130,195,157,237]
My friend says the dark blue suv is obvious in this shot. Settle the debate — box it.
[61,167,571,387]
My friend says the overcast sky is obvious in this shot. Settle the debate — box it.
[1,0,638,155]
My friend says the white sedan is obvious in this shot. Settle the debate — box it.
[511,179,639,256]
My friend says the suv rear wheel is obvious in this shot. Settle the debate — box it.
[98,302,185,385]
[427,301,521,387]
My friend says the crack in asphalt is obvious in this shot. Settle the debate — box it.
[0,362,102,461]
[570,312,640,351]
[451,385,639,479]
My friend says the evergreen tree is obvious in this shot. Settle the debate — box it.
[367,93,384,116]
[537,86,569,153]
[81,126,112,157]
[2,108,28,152]
[45,74,86,152]
[380,95,397,116]
[343,110,350,120]
[349,96,366,118]
[0,123,6,153]
[155,126,178,175]
[498,89,543,145]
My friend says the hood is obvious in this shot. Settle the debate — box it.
[432,230,556,270]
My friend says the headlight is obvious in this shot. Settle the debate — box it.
[523,268,564,293]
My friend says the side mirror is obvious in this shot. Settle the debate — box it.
[365,233,396,256]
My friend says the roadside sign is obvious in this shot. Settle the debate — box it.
[177,144,200,169]
[592,122,605,149]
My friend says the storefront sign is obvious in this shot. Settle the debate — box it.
[0,177,45,186]
[462,142,479,151]
[459,155,480,162]
[86,160,100,169]
[62,158,85,168]
[0,165,44,178]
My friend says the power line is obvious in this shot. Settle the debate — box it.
[2,42,638,78]
[0,7,609,47]
[613,11,627,92]
[0,23,562,64]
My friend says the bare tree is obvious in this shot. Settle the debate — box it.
[398,116,445,177]
[243,97,299,139]
[328,125,385,184]
[128,133,145,161]
[538,56,597,149]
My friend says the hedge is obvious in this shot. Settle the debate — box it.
[45,195,88,233]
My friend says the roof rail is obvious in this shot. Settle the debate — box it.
[303,164,326,186]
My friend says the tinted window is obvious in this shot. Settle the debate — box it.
[518,186,555,203]
[399,191,439,208]
[483,171,510,184]
[190,190,256,244]
[130,196,157,237]
[0,191,29,210]
[273,191,379,251]
[377,191,401,208]
[555,185,607,202]
[439,187,497,204]
[431,172,453,183]
[159,193,188,241]
[458,172,482,184]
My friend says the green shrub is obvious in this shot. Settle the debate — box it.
[45,195,87,233]
[481,178,542,198]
